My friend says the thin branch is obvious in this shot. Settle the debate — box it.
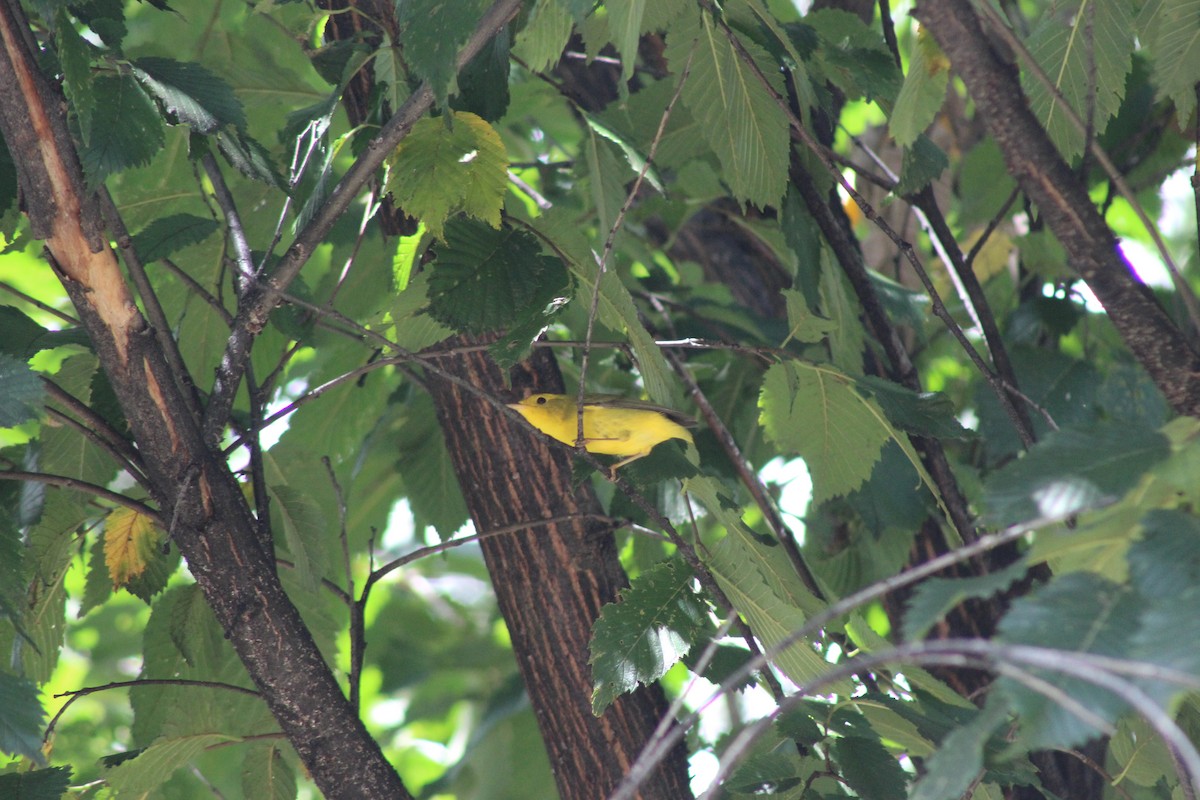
[201,152,256,298]
[0,280,78,325]
[667,349,823,599]
[614,512,1069,798]
[365,512,619,590]
[46,678,259,741]
[42,377,146,475]
[698,641,1200,800]
[0,471,161,523]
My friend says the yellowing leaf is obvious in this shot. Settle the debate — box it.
[384,110,509,239]
[104,508,162,589]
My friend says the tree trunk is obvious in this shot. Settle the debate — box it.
[424,341,694,800]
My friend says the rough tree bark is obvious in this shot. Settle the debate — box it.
[424,344,694,800]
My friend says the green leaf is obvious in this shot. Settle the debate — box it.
[41,355,116,488]
[80,74,165,185]
[975,347,1102,463]
[589,558,713,713]
[391,272,454,353]
[122,534,179,604]
[819,251,866,371]
[241,743,297,800]
[996,572,1142,750]
[1127,510,1200,601]
[452,29,511,122]
[0,307,89,358]
[165,583,221,670]
[895,134,948,196]
[1023,0,1135,160]
[0,353,44,427]
[890,27,950,147]
[268,484,327,593]
[1148,0,1200,123]
[393,393,469,539]
[830,734,908,800]
[132,213,220,263]
[902,559,1028,641]
[532,206,677,407]
[910,701,1008,800]
[583,112,664,195]
[856,376,970,440]
[666,6,789,209]
[0,672,45,762]
[397,0,488,105]
[807,9,901,103]
[514,0,574,72]
[105,732,239,794]
[607,0,646,81]
[727,752,807,794]
[133,57,247,134]
[781,288,837,344]
[0,767,71,799]
[384,111,509,239]
[80,531,113,618]
[583,131,628,241]
[759,361,889,504]
[982,421,1170,526]
[58,13,96,133]
[689,478,841,693]
[782,188,822,307]
[216,129,284,188]
[427,219,568,335]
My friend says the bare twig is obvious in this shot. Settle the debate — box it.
[0,470,161,521]
[46,678,259,742]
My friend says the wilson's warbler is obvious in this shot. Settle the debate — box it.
[507,393,694,477]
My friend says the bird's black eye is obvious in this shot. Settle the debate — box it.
[536,396,547,405]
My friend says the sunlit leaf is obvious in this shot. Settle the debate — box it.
[1148,0,1200,123]
[104,732,240,794]
[759,361,889,504]
[385,111,509,239]
[242,743,297,800]
[891,25,950,147]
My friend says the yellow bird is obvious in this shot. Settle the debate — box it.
[507,393,695,477]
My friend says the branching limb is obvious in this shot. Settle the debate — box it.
[0,470,161,523]
[202,0,527,442]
